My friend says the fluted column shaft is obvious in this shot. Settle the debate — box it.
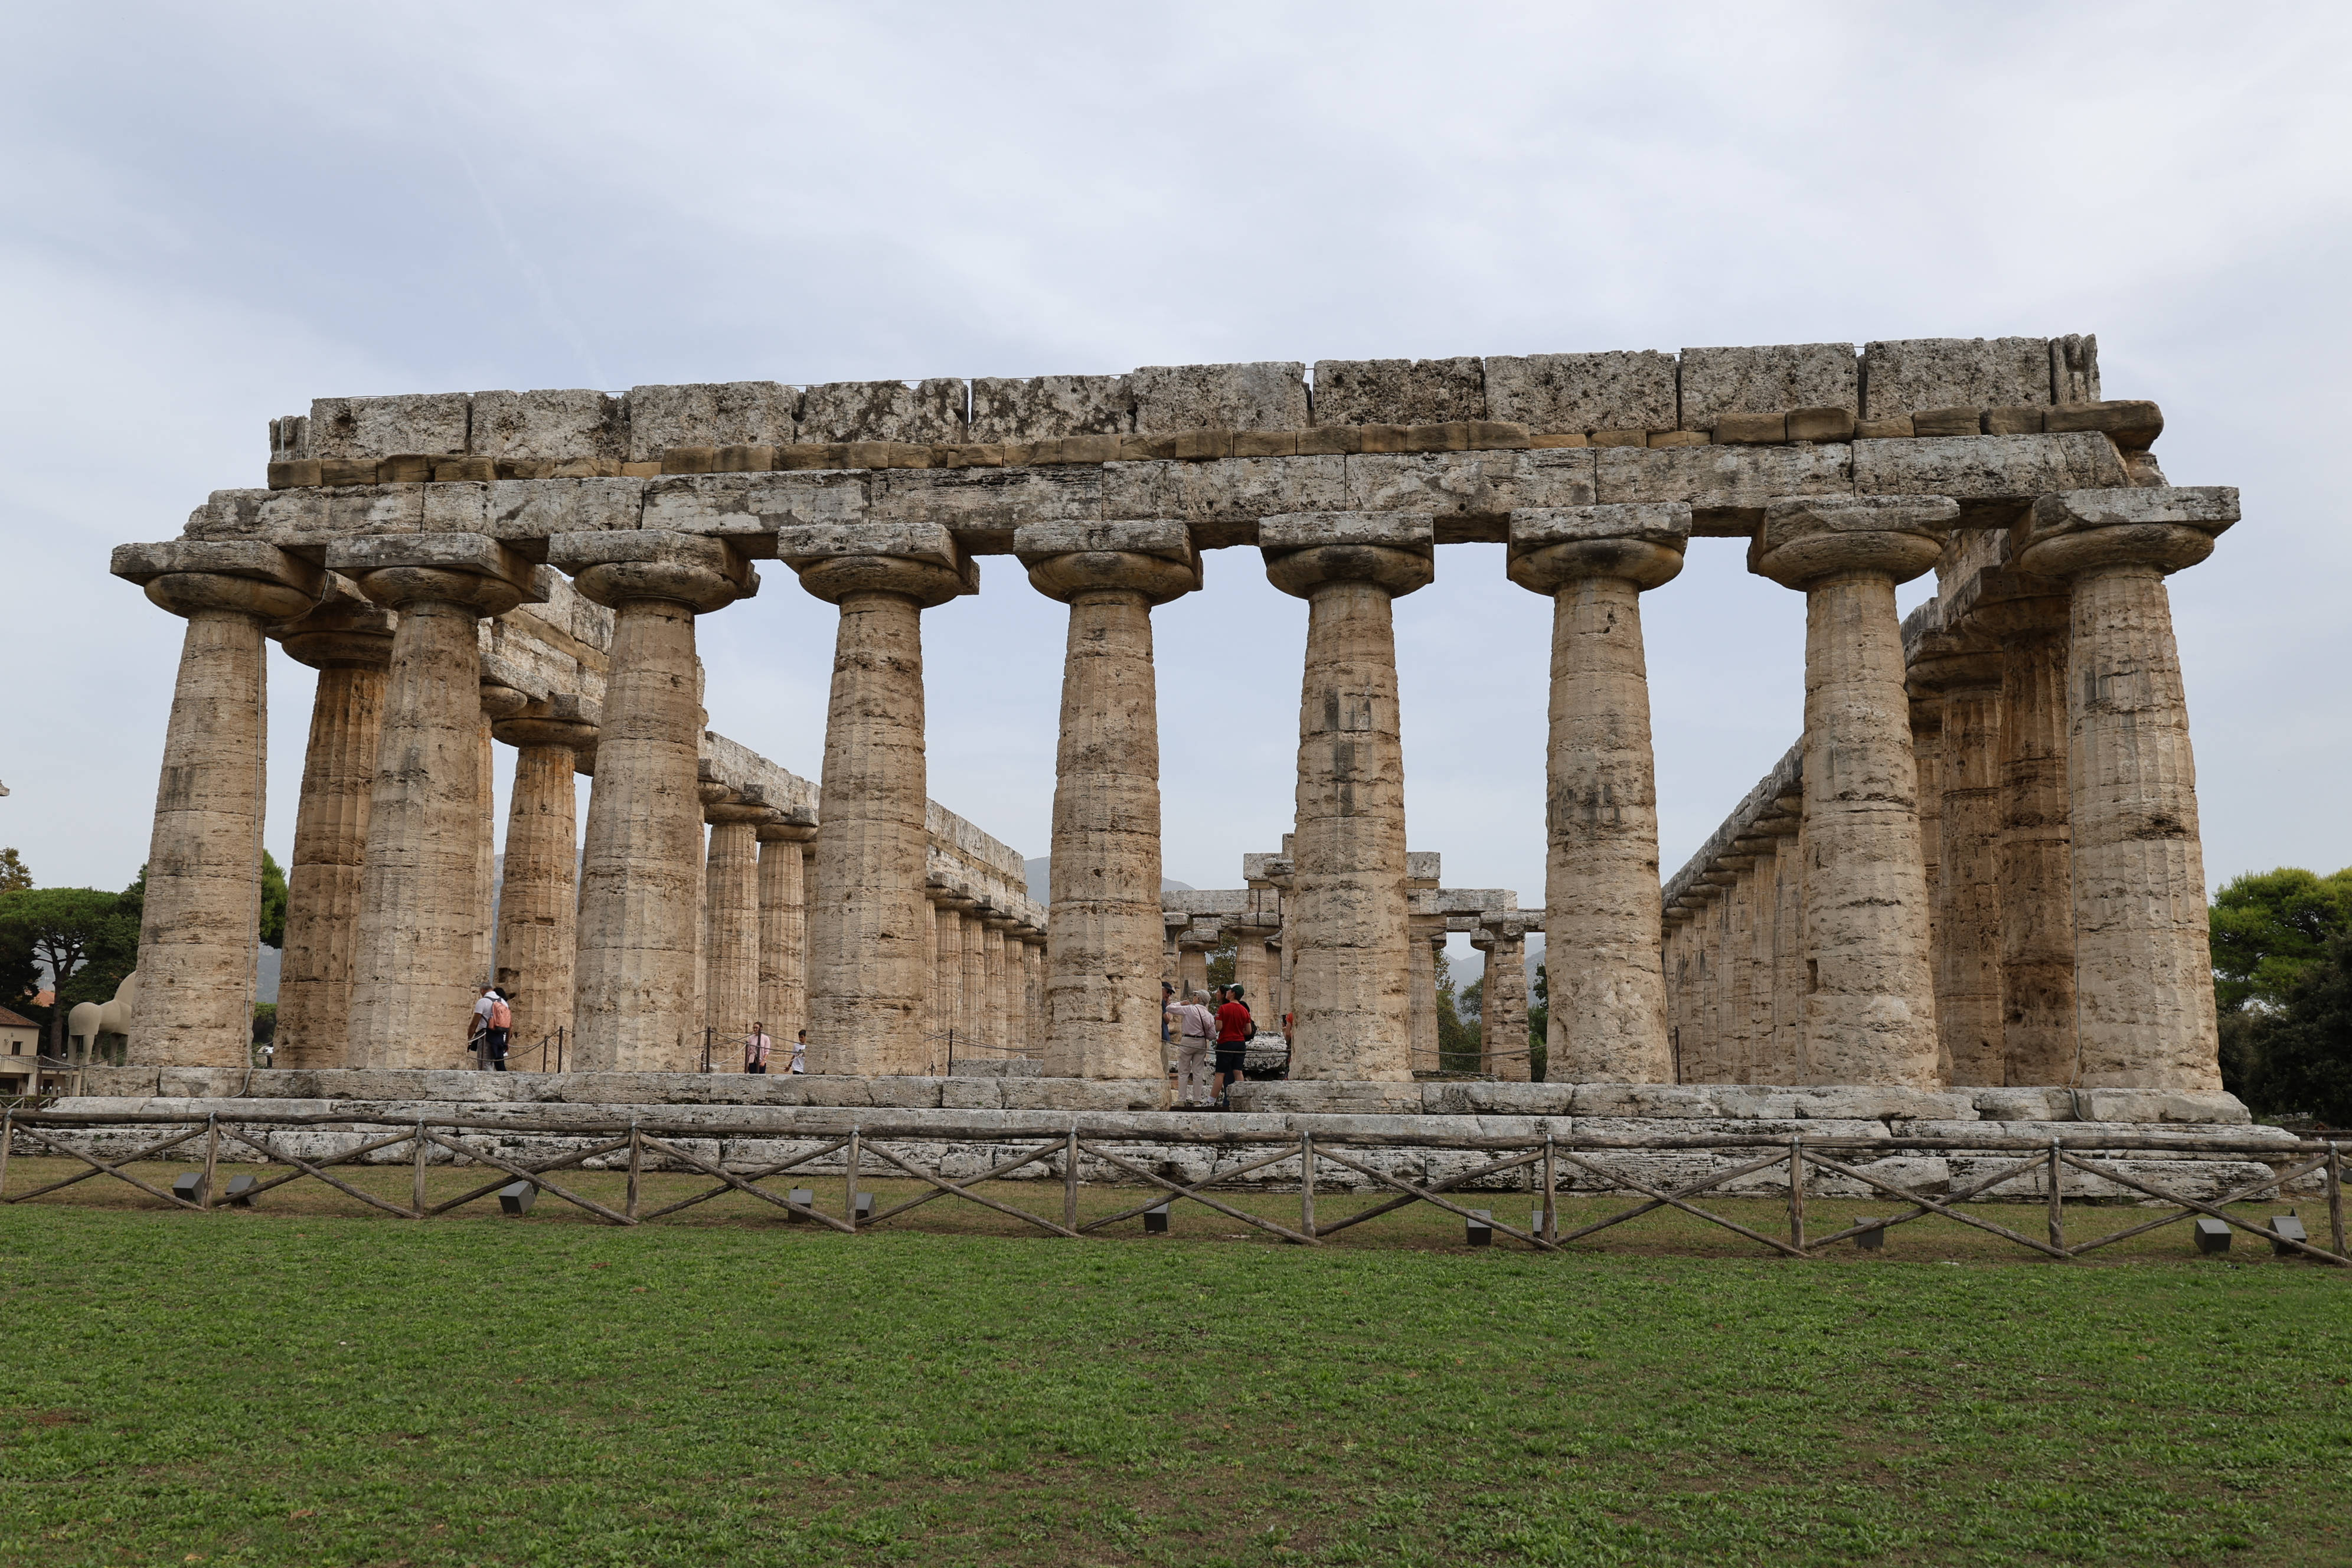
[1936,678,2005,1084]
[1476,933,1531,1082]
[492,721,592,1050]
[1507,507,1685,1083]
[703,808,766,1048]
[962,912,989,1046]
[1408,925,1439,1069]
[1772,827,1807,1079]
[1743,844,1781,1081]
[276,609,392,1068]
[1752,498,1954,1086]
[1998,626,2077,1084]
[758,826,815,1053]
[125,565,316,1066]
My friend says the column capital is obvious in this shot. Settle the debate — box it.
[705,799,778,828]
[1946,561,2070,639]
[757,813,819,845]
[549,528,757,612]
[114,539,324,622]
[778,521,975,607]
[1260,512,1434,599]
[1015,520,1201,605]
[273,576,398,668]
[1749,496,1957,590]
[1506,503,1690,593]
[1905,626,2004,694]
[327,533,540,617]
[2014,486,2238,579]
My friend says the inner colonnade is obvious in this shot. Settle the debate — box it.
[114,334,2239,1097]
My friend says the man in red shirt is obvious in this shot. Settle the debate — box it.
[1214,985,1254,1107]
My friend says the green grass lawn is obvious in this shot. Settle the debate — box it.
[2,1172,2348,1566]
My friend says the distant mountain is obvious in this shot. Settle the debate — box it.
[1024,857,1192,904]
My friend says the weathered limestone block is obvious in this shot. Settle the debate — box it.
[469,390,626,464]
[1507,503,1686,1083]
[110,543,325,1067]
[785,533,974,1076]
[796,379,968,445]
[2050,334,2102,406]
[492,711,594,1050]
[309,393,471,459]
[1017,521,1199,1080]
[553,531,756,1074]
[625,382,797,462]
[1853,432,2128,512]
[1677,343,1857,432]
[1311,358,1486,426]
[1858,338,2056,420]
[968,374,1132,442]
[327,535,534,1070]
[1482,351,1677,436]
[1593,443,1852,532]
[1127,362,1309,433]
[1262,513,1433,1081]
[2015,487,2238,1092]
[1752,497,1955,1087]
[1342,448,1596,531]
[272,587,397,1069]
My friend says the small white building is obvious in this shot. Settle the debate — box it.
[0,1006,40,1097]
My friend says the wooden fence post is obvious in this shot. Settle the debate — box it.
[201,1114,220,1212]
[1786,1136,1805,1253]
[1063,1126,1079,1234]
[1300,1132,1316,1239]
[0,1110,13,1201]
[845,1128,861,1233]
[2047,1139,2064,1252]
[411,1121,429,1217]
[1541,1134,1556,1244]
[626,1122,643,1221]
[2328,1142,2346,1260]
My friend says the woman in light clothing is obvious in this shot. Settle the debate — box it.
[1167,989,1219,1108]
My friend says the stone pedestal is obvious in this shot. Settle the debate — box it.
[759,821,817,1058]
[703,799,771,1051]
[1752,497,1955,1087]
[1912,643,2005,1086]
[110,543,324,1067]
[781,525,974,1075]
[273,588,395,1068]
[1263,513,1435,1081]
[491,706,597,1051]
[1507,503,1688,1083]
[1016,522,1199,1077]
[2017,488,2237,1091]
[551,530,754,1074]
[331,535,534,1070]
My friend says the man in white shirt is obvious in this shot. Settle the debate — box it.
[790,1029,808,1074]
[469,986,496,1068]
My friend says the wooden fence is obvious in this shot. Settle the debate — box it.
[1,1109,2343,1265]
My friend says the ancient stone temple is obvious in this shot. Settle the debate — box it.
[112,334,2238,1116]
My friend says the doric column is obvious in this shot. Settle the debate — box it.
[1672,885,1721,1080]
[491,698,597,1052]
[475,682,529,991]
[1735,834,1782,1082]
[329,535,535,1069]
[962,907,991,1047]
[1720,855,1757,1080]
[703,794,772,1050]
[272,583,395,1068]
[779,522,975,1075]
[927,884,971,1055]
[549,530,755,1073]
[2015,487,2238,1090]
[1767,806,1807,1079]
[1263,512,1435,1080]
[1955,564,2079,1085]
[1507,503,1688,1083]
[982,912,1014,1051]
[1024,935,1046,1050]
[1910,696,1943,962]
[110,542,323,1066]
[1230,926,1272,1033]
[758,818,818,1055]
[1660,907,1693,1080]
[1015,521,1199,1078]
[1473,917,1531,1082]
[1910,637,2005,1086]
[1751,496,1956,1086]
[1407,919,1441,1069]
[1177,928,1211,1002]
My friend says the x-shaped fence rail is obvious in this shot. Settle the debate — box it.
[1,1110,2343,1265]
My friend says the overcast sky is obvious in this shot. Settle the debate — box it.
[5,2,2348,984]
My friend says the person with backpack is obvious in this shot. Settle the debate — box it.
[1214,984,1254,1106]
[474,986,513,1071]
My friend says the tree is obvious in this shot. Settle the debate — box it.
[2228,935,2352,1125]
[1528,961,1549,1082]
[2210,867,2352,1014]
[260,850,288,949]
[1435,949,1479,1070]
[0,848,31,893]
[0,887,132,1053]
